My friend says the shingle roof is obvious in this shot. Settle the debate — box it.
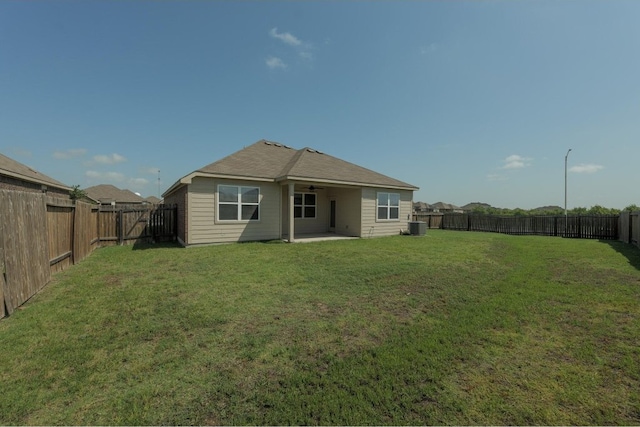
[0,152,71,191]
[432,202,461,210]
[194,139,417,190]
[85,184,145,204]
[145,196,162,204]
[197,140,299,179]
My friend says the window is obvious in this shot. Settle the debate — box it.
[377,192,400,220]
[294,192,316,218]
[218,185,260,221]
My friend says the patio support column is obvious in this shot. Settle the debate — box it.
[288,182,295,243]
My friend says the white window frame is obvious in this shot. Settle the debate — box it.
[377,192,400,221]
[217,185,260,222]
[294,192,317,219]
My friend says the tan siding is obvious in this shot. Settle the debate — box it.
[298,191,329,234]
[187,177,281,245]
[281,188,330,235]
[326,187,362,237]
[361,188,413,237]
[164,185,188,245]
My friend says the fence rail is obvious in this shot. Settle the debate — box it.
[1,190,177,319]
[98,205,177,246]
[414,212,628,241]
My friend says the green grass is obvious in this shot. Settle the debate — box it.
[1,230,640,425]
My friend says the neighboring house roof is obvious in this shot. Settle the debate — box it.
[145,196,162,204]
[165,139,418,196]
[431,202,461,210]
[413,201,430,210]
[0,152,71,191]
[85,184,145,204]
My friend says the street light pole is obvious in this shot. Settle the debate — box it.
[564,148,572,220]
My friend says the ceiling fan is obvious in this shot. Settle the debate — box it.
[307,185,325,191]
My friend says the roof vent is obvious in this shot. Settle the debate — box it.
[274,143,282,147]
[307,148,316,153]
[264,141,272,146]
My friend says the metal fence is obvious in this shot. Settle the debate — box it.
[414,212,634,243]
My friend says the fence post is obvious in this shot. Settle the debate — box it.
[71,202,77,264]
[118,209,124,246]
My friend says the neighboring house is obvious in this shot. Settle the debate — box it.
[84,184,146,207]
[413,201,431,214]
[144,196,162,205]
[163,139,419,245]
[430,202,464,213]
[0,152,71,197]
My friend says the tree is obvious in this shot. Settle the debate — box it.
[69,185,87,201]
[569,206,588,215]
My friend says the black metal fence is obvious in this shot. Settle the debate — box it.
[416,213,620,240]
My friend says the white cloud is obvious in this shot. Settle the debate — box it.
[502,154,532,170]
[267,27,313,67]
[53,148,86,159]
[570,163,603,174]
[266,56,287,70]
[93,153,127,164]
[269,27,302,46]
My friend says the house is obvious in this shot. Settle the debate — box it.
[84,184,146,207]
[430,202,463,213]
[0,152,71,197]
[413,201,431,214]
[162,139,419,245]
[144,196,162,205]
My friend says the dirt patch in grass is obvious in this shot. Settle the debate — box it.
[101,274,124,287]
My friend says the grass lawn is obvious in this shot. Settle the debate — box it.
[1,230,640,425]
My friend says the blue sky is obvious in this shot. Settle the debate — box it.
[1,1,639,209]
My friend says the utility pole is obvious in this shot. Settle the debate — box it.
[564,148,572,235]
[564,149,572,216]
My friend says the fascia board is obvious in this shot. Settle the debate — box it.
[277,175,419,191]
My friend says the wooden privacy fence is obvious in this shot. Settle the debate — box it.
[97,204,177,246]
[1,190,177,319]
[1,192,102,318]
[412,213,444,229]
